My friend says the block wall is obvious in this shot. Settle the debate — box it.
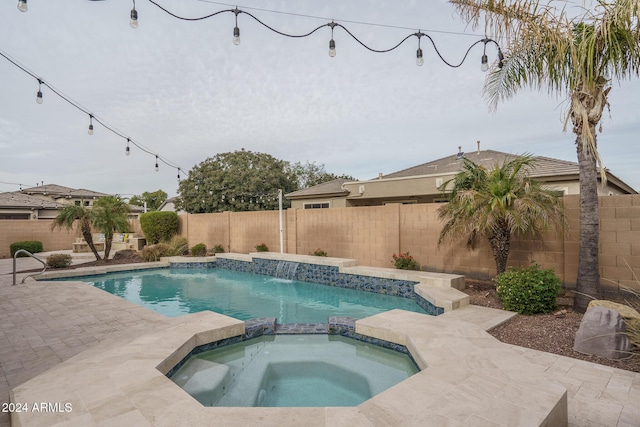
[3,195,640,293]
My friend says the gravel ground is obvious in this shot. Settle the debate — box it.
[463,279,640,373]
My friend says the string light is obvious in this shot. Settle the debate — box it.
[125,139,131,156]
[177,168,181,181]
[233,8,241,45]
[328,21,336,57]
[5,3,505,186]
[0,49,186,180]
[36,79,43,104]
[130,0,139,29]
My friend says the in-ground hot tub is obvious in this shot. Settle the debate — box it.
[169,334,419,407]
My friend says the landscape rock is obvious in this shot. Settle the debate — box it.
[574,306,631,360]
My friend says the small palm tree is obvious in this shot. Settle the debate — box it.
[92,196,131,260]
[51,204,102,261]
[437,155,564,275]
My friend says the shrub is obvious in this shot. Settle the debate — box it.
[495,263,562,314]
[311,248,328,257]
[255,243,269,252]
[141,243,172,262]
[46,253,72,268]
[392,252,419,270]
[10,241,43,257]
[213,244,225,254]
[139,211,179,244]
[191,243,207,256]
[168,235,189,256]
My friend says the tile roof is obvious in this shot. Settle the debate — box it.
[0,192,65,209]
[285,178,352,198]
[380,150,579,179]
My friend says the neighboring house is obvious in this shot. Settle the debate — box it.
[0,183,144,220]
[157,197,185,214]
[286,148,637,208]
[0,192,66,220]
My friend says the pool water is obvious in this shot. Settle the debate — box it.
[81,268,427,323]
[169,335,419,407]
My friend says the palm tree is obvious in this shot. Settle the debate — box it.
[91,196,131,260]
[437,155,564,276]
[52,204,102,261]
[450,0,640,312]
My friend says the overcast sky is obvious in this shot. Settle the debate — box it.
[1,0,639,198]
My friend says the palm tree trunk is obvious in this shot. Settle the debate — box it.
[489,224,511,275]
[104,232,113,260]
[574,137,603,312]
[81,218,102,261]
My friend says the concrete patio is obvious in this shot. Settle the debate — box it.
[0,253,638,426]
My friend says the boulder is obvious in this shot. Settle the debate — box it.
[574,306,631,360]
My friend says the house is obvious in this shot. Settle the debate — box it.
[285,148,637,209]
[0,183,145,220]
[0,192,67,220]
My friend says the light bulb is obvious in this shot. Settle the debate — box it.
[416,48,424,66]
[155,156,159,172]
[130,8,138,29]
[125,146,130,156]
[329,39,336,57]
[233,26,240,45]
[17,0,27,12]
[36,90,43,104]
[88,116,94,135]
[481,54,489,72]
[177,172,181,182]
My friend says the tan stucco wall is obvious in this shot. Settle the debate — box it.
[3,195,640,293]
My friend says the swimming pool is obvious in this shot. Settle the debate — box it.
[79,268,428,323]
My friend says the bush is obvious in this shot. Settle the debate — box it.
[495,263,562,314]
[141,243,172,262]
[10,241,43,257]
[213,244,225,254]
[46,253,72,268]
[191,243,207,256]
[255,243,269,252]
[139,211,179,244]
[311,248,328,257]
[168,235,189,256]
[392,252,419,270]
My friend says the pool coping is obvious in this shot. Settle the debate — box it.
[9,308,568,426]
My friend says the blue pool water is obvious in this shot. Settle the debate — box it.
[170,335,419,407]
[78,268,427,323]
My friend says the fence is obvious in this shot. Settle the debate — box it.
[2,194,640,292]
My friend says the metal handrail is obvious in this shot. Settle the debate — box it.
[13,249,47,285]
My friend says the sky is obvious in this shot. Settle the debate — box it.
[1,0,639,199]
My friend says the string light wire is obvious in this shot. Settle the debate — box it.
[5,1,504,190]
[0,48,186,178]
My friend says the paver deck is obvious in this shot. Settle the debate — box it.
[1,254,638,426]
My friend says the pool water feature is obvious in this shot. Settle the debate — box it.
[169,334,419,407]
[79,268,429,323]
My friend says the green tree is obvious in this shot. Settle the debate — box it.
[91,196,131,259]
[176,150,299,213]
[129,190,168,211]
[51,204,102,261]
[290,161,356,189]
[437,155,564,276]
[451,0,640,312]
